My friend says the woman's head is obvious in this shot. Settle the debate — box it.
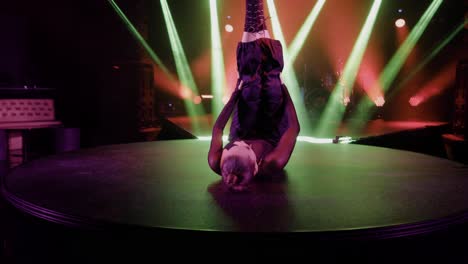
[220,141,258,185]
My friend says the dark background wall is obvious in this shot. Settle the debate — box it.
[0,0,151,148]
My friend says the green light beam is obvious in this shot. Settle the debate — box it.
[286,0,326,71]
[349,0,444,131]
[388,19,468,99]
[161,0,206,135]
[209,0,227,118]
[315,0,382,137]
[266,0,313,135]
[108,0,172,78]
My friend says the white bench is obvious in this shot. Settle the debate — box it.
[0,99,63,166]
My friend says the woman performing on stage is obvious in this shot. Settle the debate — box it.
[208,0,300,191]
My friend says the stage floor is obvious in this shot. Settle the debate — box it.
[2,139,467,239]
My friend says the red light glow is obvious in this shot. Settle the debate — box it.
[153,67,185,98]
[409,96,423,107]
[179,86,193,99]
[193,95,202,104]
[409,61,457,106]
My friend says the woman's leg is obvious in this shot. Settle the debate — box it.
[241,0,271,42]
[241,0,283,116]
[230,0,284,141]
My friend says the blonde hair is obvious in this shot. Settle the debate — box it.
[220,141,258,177]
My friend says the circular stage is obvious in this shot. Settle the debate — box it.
[2,139,468,239]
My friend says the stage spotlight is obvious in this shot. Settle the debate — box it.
[193,95,202,105]
[374,96,385,107]
[349,0,443,132]
[398,9,403,13]
[179,87,192,99]
[343,96,351,106]
[225,24,234,33]
[395,18,406,28]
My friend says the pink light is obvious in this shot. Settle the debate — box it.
[153,67,184,98]
[343,96,350,106]
[395,18,406,28]
[193,96,202,105]
[374,96,385,107]
[179,86,192,99]
[409,96,423,107]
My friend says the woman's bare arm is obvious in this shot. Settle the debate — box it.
[208,83,243,175]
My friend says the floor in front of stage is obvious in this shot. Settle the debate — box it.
[1,118,467,263]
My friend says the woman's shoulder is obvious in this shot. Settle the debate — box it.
[243,139,274,159]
